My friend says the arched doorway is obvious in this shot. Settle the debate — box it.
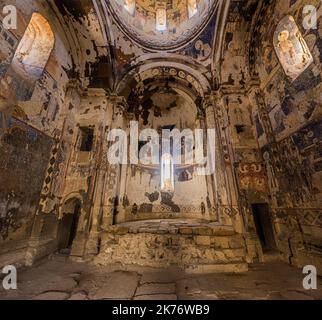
[251,203,277,253]
[57,199,81,253]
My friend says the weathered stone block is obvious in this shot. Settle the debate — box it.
[194,236,211,246]
[179,227,193,235]
[193,227,213,235]
[212,237,230,249]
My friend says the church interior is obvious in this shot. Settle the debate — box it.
[0,0,322,300]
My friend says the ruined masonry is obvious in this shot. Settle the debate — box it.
[0,0,321,280]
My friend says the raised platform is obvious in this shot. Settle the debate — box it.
[94,219,248,273]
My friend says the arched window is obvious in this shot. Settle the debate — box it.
[188,0,198,19]
[156,8,167,32]
[124,0,135,16]
[10,12,54,99]
[274,16,313,81]
[161,153,174,192]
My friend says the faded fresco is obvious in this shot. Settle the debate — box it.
[0,0,321,275]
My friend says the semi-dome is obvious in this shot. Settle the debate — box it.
[107,0,218,50]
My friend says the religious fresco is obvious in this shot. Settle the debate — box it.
[0,0,321,277]
[0,116,52,264]
[246,0,322,264]
[274,15,313,81]
[108,0,217,49]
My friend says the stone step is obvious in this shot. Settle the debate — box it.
[185,262,249,274]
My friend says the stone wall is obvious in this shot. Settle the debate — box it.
[95,220,248,272]
[1,0,321,273]
[249,0,322,270]
[0,0,110,265]
[0,117,52,267]
[215,0,322,268]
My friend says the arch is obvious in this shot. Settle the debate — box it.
[12,13,54,82]
[116,59,212,98]
[273,15,313,81]
[211,0,231,79]
[61,197,82,215]
[59,192,84,218]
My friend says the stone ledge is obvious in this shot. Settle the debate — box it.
[104,219,236,237]
[95,221,247,271]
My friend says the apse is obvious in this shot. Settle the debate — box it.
[107,0,219,49]
[121,81,211,223]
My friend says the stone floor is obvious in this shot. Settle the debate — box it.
[0,254,321,300]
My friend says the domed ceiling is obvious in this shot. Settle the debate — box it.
[107,0,218,50]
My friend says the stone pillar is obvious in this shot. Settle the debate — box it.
[80,122,108,258]
[247,79,275,145]
[201,96,219,221]
[83,96,128,258]
[70,90,110,259]
[246,79,277,262]
[116,110,133,223]
[25,80,82,266]
[103,96,128,226]
[211,91,244,233]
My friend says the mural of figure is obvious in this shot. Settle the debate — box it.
[195,40,211,61]
[277,30,296,63]
[274,16,313,80]
[233,106,245,124]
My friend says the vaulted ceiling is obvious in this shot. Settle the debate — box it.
[107,0,218,50]
[54,0,262,94]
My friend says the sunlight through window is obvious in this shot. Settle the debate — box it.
[161,153,174,192]
[188,0,198,19]
[156,8,167,32]
[124,0,136,15]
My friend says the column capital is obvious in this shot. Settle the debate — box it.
[108,94,127,106]
[212,89,224,102]
[245,78,261,96]
[203,94,215,110]
[65,78,84,95]
[109,95,129,114]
